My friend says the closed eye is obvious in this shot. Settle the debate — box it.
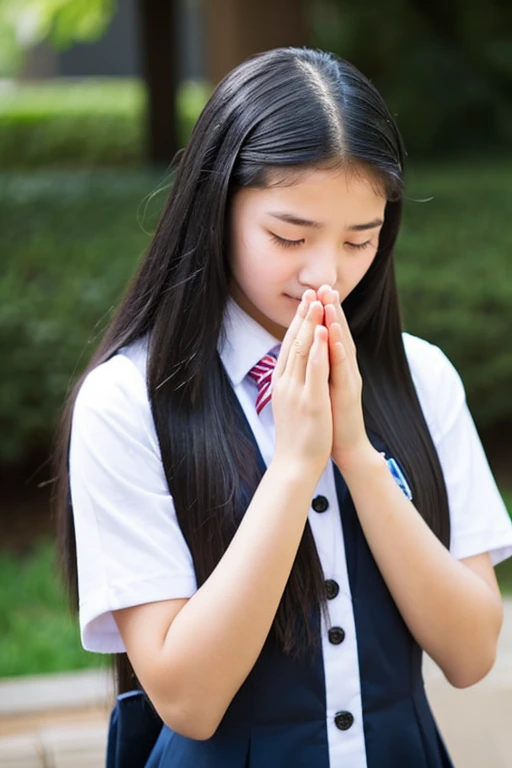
[269,233,304,249]
[270,233,374,251]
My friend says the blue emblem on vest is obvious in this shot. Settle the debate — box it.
[381,453,413,500]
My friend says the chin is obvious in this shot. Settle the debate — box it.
[235,290,292,339]
[259,308,289,340]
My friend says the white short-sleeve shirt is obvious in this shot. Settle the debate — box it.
[69,297,512,656]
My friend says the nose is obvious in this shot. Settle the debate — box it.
[297,248,338,292]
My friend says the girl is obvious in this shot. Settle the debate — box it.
[55,47,512,767]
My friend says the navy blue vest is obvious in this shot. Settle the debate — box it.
[106,411,454,768]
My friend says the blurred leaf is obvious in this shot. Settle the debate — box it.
[0,0,116,49]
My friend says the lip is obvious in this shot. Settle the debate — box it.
[284,294,301,302]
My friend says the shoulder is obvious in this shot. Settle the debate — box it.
[402,332,466,445]
[75,336,149,416]
[72,335,156,449]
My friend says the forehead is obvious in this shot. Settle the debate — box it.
[234,167,387,222]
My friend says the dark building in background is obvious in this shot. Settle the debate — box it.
[59,0,141,77]
[23,0,205,81]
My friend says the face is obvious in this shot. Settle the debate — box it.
[228,167,387,340]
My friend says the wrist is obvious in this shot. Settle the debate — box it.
[332,439,384,480]
[269,454,325,490]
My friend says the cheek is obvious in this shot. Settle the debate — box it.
[235,234,291,283]
[354,250,377,278]
[230,227,261,277]
[339,251,377,291]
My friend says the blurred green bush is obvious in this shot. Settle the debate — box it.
[1,161,511,465]
[0,78,212,168]
[0,170,158,463]
[398,162,512,428]
[0,80,145,168]
[0,538,107,676]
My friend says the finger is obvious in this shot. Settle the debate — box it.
[318,286,347,340]
[305,323,329,397]
[328,322,351,389]
[316,284,335,307]
[331,290,356,357]
[288,300,324,382]
[274,293,312,378]
[301,288,317,303]
[325,305,354,363]
[324,302,338,329]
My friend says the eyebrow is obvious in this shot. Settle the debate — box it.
[266,212,384,232]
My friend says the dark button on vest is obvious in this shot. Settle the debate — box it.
[335,711,354,731]
[325,579,339,600]
[328,626,345,645]
[312,495,329,513]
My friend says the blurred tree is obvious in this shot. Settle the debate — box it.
[0,0,179,165]
[136,0,179,165]
[205,0,309,84]
[4,0,508,161]
[0,0,310,163]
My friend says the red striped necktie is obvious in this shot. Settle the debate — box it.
[248,353,277,415]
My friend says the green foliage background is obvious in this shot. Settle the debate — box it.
[1,158,511,464]
[309,0,512,158]
[0,79,211,168]
[0,539,109,675]
[0,75,511,465]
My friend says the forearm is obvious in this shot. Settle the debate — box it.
[161,459,319,736]
[336,444,503,688]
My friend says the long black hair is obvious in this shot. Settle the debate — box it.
[54,47,450,694]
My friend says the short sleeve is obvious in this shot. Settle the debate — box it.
[69,349,197,654]
[403,334,512,566]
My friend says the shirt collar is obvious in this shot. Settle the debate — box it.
[218,296,282,386]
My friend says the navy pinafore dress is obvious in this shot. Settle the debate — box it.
[106,398,454,768]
